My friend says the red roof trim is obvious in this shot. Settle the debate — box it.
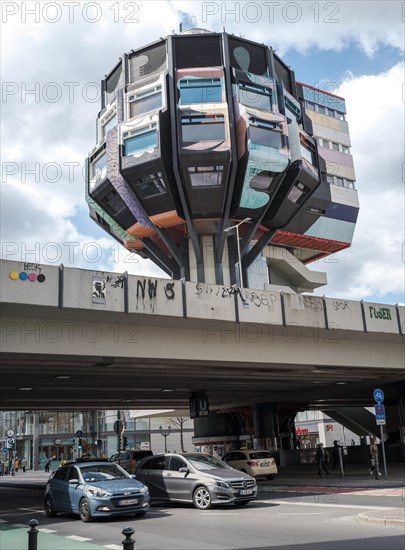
[271,230,351,258]
[296,81,345,101]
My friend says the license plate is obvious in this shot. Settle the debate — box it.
[260,462,270,467]
[118,498,138,506]
[239,489,253,496]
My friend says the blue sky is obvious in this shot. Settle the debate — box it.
[1,1,403,304]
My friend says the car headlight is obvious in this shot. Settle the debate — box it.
[140,486,149,494]
[87,486,112,498]
[214,480,230,489]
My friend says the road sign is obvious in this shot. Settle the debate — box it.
[75,430,83,437]
[373,388,384,403]
[3,448,9,453]
[6,429,15,438]
[54,438,62,445]
[375,404,386,425]
[6,438,15,448]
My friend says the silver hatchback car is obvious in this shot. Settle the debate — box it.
[135,453,257,510]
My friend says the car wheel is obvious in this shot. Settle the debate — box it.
[44,496,57,517]
[234,501,250,506]
[266,475,275,480]
[193,486,213,510]
[79,498,93,522]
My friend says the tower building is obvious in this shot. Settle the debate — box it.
[86,29,358,292]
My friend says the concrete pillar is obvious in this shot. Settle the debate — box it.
[188,236,231,285]
[397,382,405,456]
[252,403,278,451]
[32,412,40,471]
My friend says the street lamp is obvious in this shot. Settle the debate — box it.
[223,218,251,287]
[159,425,172,453]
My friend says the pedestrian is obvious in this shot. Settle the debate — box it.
[369,437,382,477]
[44,457,52,473]
[14,456,20,472]
[315,443,329,477]
[21,457,27,473]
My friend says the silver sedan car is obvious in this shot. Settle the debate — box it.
[135,453,257,510]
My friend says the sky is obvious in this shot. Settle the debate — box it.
[1,0,404,304]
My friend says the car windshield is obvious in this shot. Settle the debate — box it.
[249,452,272,459]
[79,464,129,482]
[186,454,232,471]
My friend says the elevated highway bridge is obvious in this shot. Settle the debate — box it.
[1,260,404,448]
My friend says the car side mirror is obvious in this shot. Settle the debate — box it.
[178,467,189,473]
[68,478,79,484]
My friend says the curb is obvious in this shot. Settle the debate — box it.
[357,510,405,527]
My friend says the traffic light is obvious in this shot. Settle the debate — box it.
[78,438,82,448]
[122,436,128,449]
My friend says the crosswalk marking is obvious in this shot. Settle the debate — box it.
[66,535,92,542]
[103,545,122,549]
[38,528,58,533]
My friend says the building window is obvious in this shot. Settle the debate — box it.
[332,142,340,151]
[135,172,166,198]
[90,152,107,184]
[300,142,315,165]
[129,86,162,118]
[327,175,356,189]
[123,124,158,156]
[238,82,272,111]
[249,118,284,150]
[342,146,350,154]
[188,165,223,187]
[102,114,117,138]
[287,181,310,205]
[181,115,225,143]
[334,110,345,121]
[305,101,315,111]
[179,78,222,104]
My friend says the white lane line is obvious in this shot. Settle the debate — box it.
[0,519,8,523]
[278,512,325,515]
[13,524,28,528]
[104,545,122,549]
[38,528,58,533]
[269,500,395,510]
[66,535,92,542]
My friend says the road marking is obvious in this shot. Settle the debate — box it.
[0,519,8,523]
[104,545,122,549]
[278,512,325,515]
[38,528,58,533]
[268,500,396,510]
[66,535,92,542]
[13,524,28,528]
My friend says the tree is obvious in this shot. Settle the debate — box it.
[168,417,190,452]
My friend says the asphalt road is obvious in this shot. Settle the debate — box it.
[1,485,404,550]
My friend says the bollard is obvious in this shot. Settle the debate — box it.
[27,519,39,550]
[122,527,136,550]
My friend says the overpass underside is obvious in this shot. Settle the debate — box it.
[1,261,404,415]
